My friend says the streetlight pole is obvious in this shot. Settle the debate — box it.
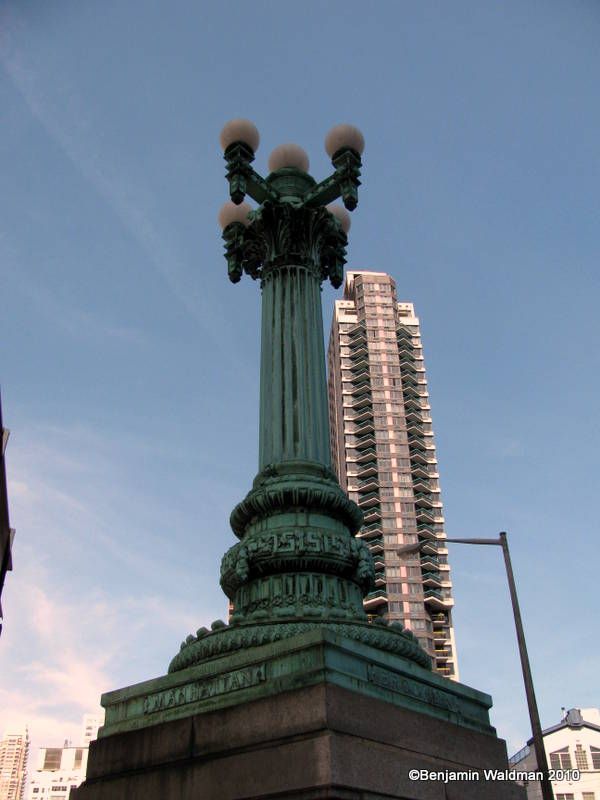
[397,532,554,800]
[168,119,431,675]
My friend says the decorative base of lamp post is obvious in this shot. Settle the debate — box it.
[72,629,525,800]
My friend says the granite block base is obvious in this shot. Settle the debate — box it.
[72,630,525,800]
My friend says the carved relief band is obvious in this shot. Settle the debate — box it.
[142,664,267,715]
[232,572,365,621]
[367,664,459,714]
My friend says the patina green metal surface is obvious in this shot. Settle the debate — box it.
[101,629,495,739]
[169,125,431,675]
[92,126,501,744]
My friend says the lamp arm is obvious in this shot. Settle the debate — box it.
[224,141,280,205]
[226,166,279,206]
[303,174,344,208]
[444,537,503,546]
[243,169,280,205]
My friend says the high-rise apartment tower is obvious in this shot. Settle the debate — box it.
[327,270,458,678]
[0,729,29,800]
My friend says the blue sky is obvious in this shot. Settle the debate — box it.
[1,0,598,757]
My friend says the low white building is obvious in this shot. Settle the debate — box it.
[27,714,103,800]
[509,707,600,800]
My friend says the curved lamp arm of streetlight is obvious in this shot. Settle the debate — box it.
[224,143,280,206]
[304,125,364,210]
[303,148,362,210]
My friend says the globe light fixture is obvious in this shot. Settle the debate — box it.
[324,123,365,157]
[268,143,310,173]
[219,118,260,153]
[326,203,351,233]
[217,201,252,229]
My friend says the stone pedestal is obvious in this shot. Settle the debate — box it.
[72,630,524,800]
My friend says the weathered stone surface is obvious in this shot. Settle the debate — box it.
[72,681,524,800]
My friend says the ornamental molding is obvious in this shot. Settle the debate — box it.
[230,463,363,538]
[168,618,431,674]
[220,529,374,599]
[223,202,347,288]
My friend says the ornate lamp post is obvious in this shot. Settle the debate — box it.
[168,120,429,672]
[74,121,524,800]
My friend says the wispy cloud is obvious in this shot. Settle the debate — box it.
[0,560,111,744]
[0,418,216,750]
[496,438,525,458]
[6,422,203,584]
[0,555,200,747]
[0,198,148,347]
[0,10,223,334]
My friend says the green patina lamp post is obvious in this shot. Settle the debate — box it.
[73,121,521,800]
[169,120,429,673]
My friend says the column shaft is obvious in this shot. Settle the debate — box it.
[259,265,331,469]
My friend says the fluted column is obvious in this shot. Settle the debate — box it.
[259,264,330,469]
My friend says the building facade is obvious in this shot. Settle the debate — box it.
[327,270,457,677]
[0,729,29,800]
[0,395,14,639]
[509,708,600,800]
[27,715,103,800]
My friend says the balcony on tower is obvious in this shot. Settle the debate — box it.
[363,588,388,612]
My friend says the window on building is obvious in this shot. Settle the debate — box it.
[575,744,589,770]
[550,748,572,771]
[74,749,83,770]
[591,747,600,769]
[581,793,595,800]
[402,533,418,543]
[43,749,63,771]
[555,795,574,800]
